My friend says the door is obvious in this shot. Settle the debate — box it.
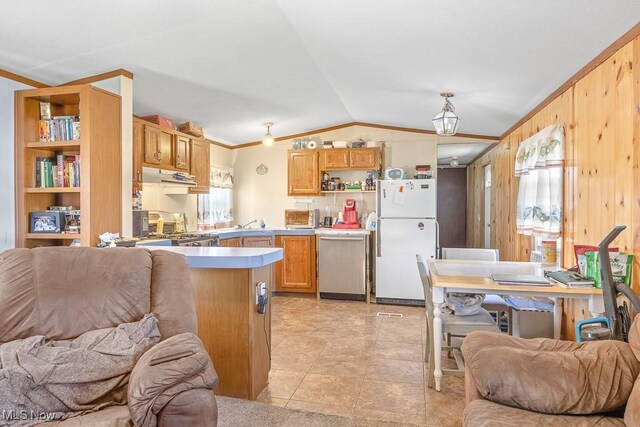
[144,127,161,165]
[175,136,190,170]
[275,235,316,292]
[378,180,436,218]
[375,218,436,300]
[349,148,378,169]
[288,150,319,195]
[322,149,350,169]
[219,237,241,247]
[133,120,144,188]
[436,168,467,249]
[484,164,492,249]
[189,139,210,194]
[158,131,174,168]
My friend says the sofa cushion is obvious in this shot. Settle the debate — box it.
[464,399,625,427]
[462,331,640,414]
[0,248,153,344]
[625,376,640,427]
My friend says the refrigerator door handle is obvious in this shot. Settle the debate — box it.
[435,219,440,259]
[376,220,381,257]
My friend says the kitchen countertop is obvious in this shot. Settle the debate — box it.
[146,246,283,269]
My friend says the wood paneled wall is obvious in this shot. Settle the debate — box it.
[467,36,640,340]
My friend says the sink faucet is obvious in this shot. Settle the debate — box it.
[236,219,258,229]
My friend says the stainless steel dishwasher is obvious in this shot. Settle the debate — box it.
[318,233,367,301]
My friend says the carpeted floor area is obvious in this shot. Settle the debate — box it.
[217,396,415,427]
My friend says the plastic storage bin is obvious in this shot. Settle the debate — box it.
[505,297,554,339]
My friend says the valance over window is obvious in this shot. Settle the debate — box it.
[211,167,234,188]
[515,124,564,238]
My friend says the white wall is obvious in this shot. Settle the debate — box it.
[231,125,478,227]
[0,78,34,251]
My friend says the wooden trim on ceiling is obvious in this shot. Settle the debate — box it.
[468,142,498,165]
[58,69,134,86]
[351,122,500,141]
[499,21,640,140]
[205,138,233,149]
[232,121,499,149]
[0,68,49,88]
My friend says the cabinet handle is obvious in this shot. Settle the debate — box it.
[290,185,293,193]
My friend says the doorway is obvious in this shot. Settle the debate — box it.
[437,167,467,249]
[483,164,492,249]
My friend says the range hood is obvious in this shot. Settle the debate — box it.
[142,167,196,186]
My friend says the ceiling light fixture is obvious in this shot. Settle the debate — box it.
[449,156,460,167]
[432,92,460,136]
[262,122,275,146]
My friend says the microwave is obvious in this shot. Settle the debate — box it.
[285,209,320,229]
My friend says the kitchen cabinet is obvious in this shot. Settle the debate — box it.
[322,149,350,169]
[349,148,378,169]
[144,126,174,168]
[243,236,274,247]
[288,150,320,196]
[219,237,242,247]
[321,148,379,170]
[133,119,144,189]
[275,235,316,293]
[189,139,210,194]
[174,135,191,171]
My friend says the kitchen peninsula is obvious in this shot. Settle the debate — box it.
[146,245,283,400]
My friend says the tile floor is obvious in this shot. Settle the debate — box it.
[257,295,465,426]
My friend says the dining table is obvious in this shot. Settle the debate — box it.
[427,259,604,392]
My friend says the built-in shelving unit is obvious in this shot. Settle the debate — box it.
[15,84,122,248]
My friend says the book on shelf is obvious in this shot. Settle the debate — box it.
[34,155,80,188]
[38,103,80,142]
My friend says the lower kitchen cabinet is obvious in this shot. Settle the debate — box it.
[275,235,316,293]
[219,237,242,247]
[243,236,274,247]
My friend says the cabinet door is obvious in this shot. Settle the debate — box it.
[243,236,273,247]
[349,148,378,169]
[175,136,191,170]
[133,120,144,189]
[275,235,316,293]
[219,237,241,247]
[322,149,350,169]
[288,150,319,195]
[189,139,210,194]
[144,127,161,165]
[158,131,174,168]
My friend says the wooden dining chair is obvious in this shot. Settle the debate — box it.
[416,254,501,388]
[441,248,513,335]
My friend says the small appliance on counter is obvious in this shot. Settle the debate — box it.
[132,210,149,238]
[333,199,361,229]
[284,209,320,229]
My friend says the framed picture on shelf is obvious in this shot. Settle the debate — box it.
[29,211,65,233]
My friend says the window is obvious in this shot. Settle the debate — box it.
[198,188,233,228]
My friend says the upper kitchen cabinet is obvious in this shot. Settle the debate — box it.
[189,139,210,194]
[322,149,350,169]
[144,126,173,169]
[132,119,144,189]
[321,148,380,170]
[174,135,191,171]
[288,150,320,196]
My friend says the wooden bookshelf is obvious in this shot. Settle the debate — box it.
[15,84,122,248]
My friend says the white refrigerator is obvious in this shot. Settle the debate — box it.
[375,179,437,303]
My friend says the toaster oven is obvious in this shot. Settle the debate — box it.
[285,209,320,229]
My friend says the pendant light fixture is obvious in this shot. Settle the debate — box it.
[449,156,460,167]
[432,92,460,136]
[262,122,275,146]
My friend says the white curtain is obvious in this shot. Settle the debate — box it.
[211,167,234,188]
[198,167,234,227]
[515,124,564,238]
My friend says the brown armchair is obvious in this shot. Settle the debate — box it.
[0,247,218,426]
[460,315,640,426]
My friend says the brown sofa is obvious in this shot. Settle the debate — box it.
[461,315,640,427]
[0,247,218,426]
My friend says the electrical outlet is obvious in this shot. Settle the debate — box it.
[256,281,266,304]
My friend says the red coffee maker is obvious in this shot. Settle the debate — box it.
[333,199,361,229]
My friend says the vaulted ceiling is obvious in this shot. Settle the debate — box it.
[1,1,638,145]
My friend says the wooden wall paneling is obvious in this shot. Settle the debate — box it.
[632,36,640,293]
